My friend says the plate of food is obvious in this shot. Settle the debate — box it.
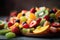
[0,7,60,39]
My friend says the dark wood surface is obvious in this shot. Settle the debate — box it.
[0,35,60,40]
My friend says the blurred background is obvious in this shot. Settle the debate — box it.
[0,0,60,16]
